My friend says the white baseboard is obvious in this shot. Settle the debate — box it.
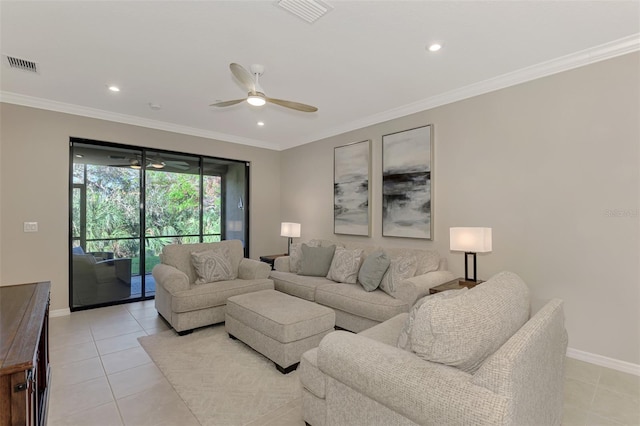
[50,307,71,318]
[567,347,640,377]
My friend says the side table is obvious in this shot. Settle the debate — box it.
[259,253,287,270]
[429,278,484,294]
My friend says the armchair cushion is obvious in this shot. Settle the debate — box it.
[191,246,235,284]
[160,240,244,284]
[397,288,467,351]
[410,271,530,373]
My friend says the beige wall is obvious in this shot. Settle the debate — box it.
[280,53,640,364]
[0,104,282,311]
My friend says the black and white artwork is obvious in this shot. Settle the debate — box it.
[382,125,432,239]
[334,140,371,236]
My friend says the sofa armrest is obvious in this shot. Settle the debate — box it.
[274,256,291,272]
[238,258,271,279]
[152,264,190,293]
[317,331,508,425]
[393,270,456,306]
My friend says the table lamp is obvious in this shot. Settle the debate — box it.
[450,227,492,282]
[280,222,301,255]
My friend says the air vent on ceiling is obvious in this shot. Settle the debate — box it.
[3,55,39,73]
[276,0,332,24]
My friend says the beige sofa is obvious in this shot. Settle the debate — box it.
[153,240,273,334]
[270,239,455,332]
[300,271,568,425]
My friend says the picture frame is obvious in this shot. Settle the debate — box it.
[334,140,371,236]
[382,125,433,239]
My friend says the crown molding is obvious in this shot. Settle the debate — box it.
[0,92,278,151]
[2,34,638,152]
[291,33,640,149]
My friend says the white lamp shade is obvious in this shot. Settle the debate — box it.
[450,227,492,253]
[280,222,301,238]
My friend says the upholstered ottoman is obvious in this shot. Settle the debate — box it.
[225,289,335,374]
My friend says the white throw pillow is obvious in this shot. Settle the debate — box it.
[326,248,364,284]
[191,246,235,284]
[409,271,530,373]
[378,254,418,298]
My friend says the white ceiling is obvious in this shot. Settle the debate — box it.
[1,1,638,151]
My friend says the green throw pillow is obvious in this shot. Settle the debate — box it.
[298,244,336,277]
[358,250,391,291]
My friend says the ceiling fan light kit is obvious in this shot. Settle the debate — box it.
[210,63,318,113]
[247,93,266,107]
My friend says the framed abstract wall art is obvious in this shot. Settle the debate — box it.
[382,125,433,239]
[334,140,371,236]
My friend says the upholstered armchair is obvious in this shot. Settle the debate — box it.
[72,248,132,306]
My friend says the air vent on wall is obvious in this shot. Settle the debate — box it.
[3,55,39,73]
[276,0,332,24]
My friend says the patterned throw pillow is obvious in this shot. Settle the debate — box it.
[191,246,235,284]
[378,254,418,298]
[326,248,364,284]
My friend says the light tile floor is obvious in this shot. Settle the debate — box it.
[48,301,639,426]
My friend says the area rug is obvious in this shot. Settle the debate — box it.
[138,324,301,425]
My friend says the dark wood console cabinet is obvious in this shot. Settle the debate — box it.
[0,282,51,426]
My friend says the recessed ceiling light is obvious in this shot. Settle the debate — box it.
[257,121,265,126]
[428,43,442,52]
[108,85,120,92]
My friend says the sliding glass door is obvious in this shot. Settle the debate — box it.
[71,144,142,308]
[70,139,249,310]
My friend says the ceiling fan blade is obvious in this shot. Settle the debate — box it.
[165,161,190,170]
[230,63,255,93]
[210,99,245,107]
[266,97,318,113]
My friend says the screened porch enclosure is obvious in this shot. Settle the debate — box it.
[70,139,249,310]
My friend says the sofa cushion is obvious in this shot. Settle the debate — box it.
[270,271,331,301]
[358,249,391,291]
[378,254,418,298]
[191,246,235,284]
[396,288,467,351]
[299,244,336,277]
[315,283,409,323]
[171,278,273,313]
[326,247,364,284]
[409,271,530,373]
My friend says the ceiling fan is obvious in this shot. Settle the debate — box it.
[108,155,190,171]
[210,63,318,113]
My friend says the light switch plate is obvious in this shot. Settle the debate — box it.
[24,222,38,232]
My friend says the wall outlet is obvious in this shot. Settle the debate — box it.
[23,222,38,232]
